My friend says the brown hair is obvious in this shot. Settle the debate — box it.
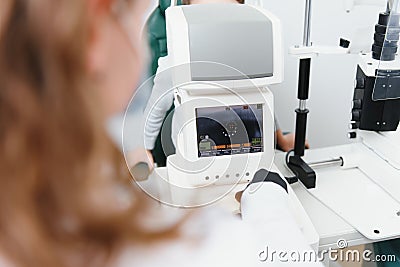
[0,1,178,266]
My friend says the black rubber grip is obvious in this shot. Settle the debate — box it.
[298,58,311,100]
[248,169,288,193]
[294,109,309,157]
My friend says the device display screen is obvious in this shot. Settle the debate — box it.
[196,104,263,158]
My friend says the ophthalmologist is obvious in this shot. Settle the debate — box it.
[0,0,322,266]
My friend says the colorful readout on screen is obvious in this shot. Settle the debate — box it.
[196,104,263,158]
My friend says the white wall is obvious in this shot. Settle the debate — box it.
[143,0,159,24]
[248,0,386,148]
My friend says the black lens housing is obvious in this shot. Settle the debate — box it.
[372,12,400,61]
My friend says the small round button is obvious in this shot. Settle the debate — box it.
[352,110,361,121]
[349,122,360,130]
[348,132,357,139]
[352,99,362,109]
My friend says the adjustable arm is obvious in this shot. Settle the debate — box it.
[286,0,316,189]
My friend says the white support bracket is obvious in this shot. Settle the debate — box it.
[289,45,350,59]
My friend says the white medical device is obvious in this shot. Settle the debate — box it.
[164,3,283,197]
[283,0,400,240]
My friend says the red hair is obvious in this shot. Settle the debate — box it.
[0,1,180,266]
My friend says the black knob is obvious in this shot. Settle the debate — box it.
[348,132,357,139]
[352,110,361,121]
[356,78,365,89]
[373,13,400,61]
[378,12,400,27]
[349,122,360,130]
[340,38,350,48]
[352,99,362,109]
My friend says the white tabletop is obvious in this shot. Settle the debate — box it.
[273,151,370,251]
[143,146,399,251]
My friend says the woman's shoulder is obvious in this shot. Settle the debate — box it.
[114,207,260,267]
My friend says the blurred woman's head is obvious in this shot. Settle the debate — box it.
[0,1,179,267]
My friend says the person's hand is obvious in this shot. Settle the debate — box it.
[277,131,309,152]
[235,170,288,204]
[235,190,244,203]
[126,148,154,181]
